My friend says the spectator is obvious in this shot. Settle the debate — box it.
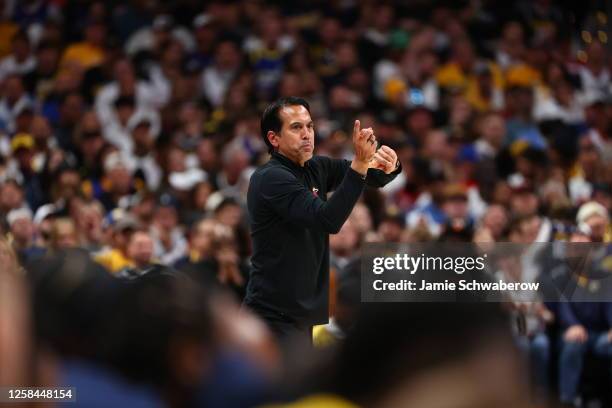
[75,200,105,252]
[93,211,138,273]
[557,300,612,405]
[73,110,105,179]
[97,150,136,212]
[313,259,361,348]
[0,179,26,221]
[576,201,610,243]
[7,206,44,264]
[0,74,33,133]
[60,19,106,71]
[150,193,187,266]
[0,29,35,82]
[201,39,242,107]
[330,219,359,272]
[116,228,155,278]
[178,218,248,299]
[95,58,167,147]
[23,41,60,101]
[49,217,78,250]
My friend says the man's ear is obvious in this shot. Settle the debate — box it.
[267,131,279,149]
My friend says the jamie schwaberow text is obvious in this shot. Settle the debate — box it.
[372,279,540,292]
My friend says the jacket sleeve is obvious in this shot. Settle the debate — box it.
[261,166,365,234]
[320,156,403,191]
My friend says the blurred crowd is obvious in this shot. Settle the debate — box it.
[0,0,611,407]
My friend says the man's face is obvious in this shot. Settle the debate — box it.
[520,216,541,243]
[11,218,33,243]
[55,222,78,248]
[216,204,242,228]
[510,191,538,217]
[584,214,608,242]
[57,171,81,200]
[107,167,132,194]
[0,183,23,210]
[155,206,178,231]
[442,197,468,220]
[483,205,508,238]
[271,105,314,166]
[132,125,153,151]
[128,232,154,267]
[192,221,216,255]
[481,114,505,147]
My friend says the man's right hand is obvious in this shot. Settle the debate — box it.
[564,324,588,343]
[350,120,377,176]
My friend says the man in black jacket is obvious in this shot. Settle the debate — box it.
[244,96,400,341]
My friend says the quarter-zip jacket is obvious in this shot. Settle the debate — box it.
[245,151,400,325]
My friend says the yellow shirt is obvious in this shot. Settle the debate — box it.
[436,61,504,111]
[61,42,104,70]
[436,61,504,89]
[94,248,134,274]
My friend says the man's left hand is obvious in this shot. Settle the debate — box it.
[369,145,399,174]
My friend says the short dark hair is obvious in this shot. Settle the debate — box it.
[260,96,310,153]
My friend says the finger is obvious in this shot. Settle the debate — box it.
[380,146,397,160]
[373,152,392,167]
[367,140,377,155]
[380,145,395,155]
[376,148,394,162]
[375,151,392,164]
[360,128,373,137]
[360,132,374,146]
[353,120,361,137]
[370,155,383,168]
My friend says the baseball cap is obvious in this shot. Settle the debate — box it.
[168,168,207,191]
[7,207,32,227]
[576,201,609,225]
[103,208,140,232]
[33,203,58,225]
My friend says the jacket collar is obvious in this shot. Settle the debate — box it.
[270,151,308,172]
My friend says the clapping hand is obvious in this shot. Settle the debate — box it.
[369,145,398,174]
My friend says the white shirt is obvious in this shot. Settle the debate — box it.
[200,66,237,107]
[0,94,33,133]
[95,80,168,127]
[151,226,188,266]
[0,55,36,81]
